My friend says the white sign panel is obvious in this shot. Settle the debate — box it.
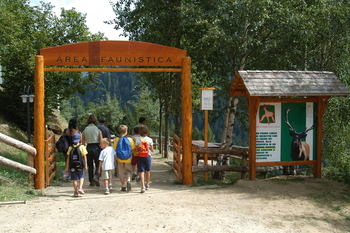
[201,89,214,110]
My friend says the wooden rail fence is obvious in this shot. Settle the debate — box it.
[172,134,182,182]
[45,135,57,186]
[149,135,174,150]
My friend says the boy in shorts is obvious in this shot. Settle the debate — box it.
[135,125,154,193]
[113,125,135,192]
[97,138,116,194]
[65,133,88,197]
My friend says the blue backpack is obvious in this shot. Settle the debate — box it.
[116,137,132,160]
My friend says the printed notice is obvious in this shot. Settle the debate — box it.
[256,103,281,162]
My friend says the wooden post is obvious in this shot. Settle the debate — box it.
[34,55,45,189]
[181,57,193,185]
[315,97,328,178]
[199,87,215,181]
[204,110,208,180]
[248,97,259,180]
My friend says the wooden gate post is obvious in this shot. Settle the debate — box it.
[181,57,193,185]
[34,55,45,189]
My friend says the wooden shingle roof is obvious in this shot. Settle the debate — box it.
[230,70,350,97]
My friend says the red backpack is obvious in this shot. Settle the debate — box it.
[138,137,149,157]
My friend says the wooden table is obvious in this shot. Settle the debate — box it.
[192,140,221,164]
[192,140,221,180]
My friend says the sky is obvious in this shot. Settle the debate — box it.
[29,0,127,40]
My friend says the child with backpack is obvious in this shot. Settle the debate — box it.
[65,133,88,197]
[97,138,116,195]
[113,125,135,192]
[135,125,154,193]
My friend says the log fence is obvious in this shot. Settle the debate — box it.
[0,133,37,176]
[0,132,58,187]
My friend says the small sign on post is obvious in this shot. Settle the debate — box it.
[199,88,215,181]
[200,88,215,110]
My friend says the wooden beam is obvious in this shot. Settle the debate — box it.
[256,160,316,167]
[193,165,248,173]
[259,97,320,103]
[0,156,36,174]
[192,165,282,173]
[0,133,37,156]
[44,67,183,73]
[192,147,248,156]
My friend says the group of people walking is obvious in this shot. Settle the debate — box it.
[63,115,154,197]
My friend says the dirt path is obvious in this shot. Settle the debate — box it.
[1,154,350,233]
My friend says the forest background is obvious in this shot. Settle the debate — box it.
[0,0,350,184]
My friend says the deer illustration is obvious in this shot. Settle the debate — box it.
[284,107,316,161]
[260,106,275,124]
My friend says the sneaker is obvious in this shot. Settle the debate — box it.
[104,188,110,195]
[121,187,127,192]
[89,182,95,186]
[132,172,136,180]
[141,187,146,193]
[108,185,113,191]
[93,176,100,187]
[74,191,79,197]
[78,188,85,194]
[145,185,149,190]
[127,181,132,192]
[135,176,140,182]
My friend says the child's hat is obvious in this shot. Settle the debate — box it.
[72,133,81,143]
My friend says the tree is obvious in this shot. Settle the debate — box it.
[108,0,350,183]
[128,86,160,135]
[108,0,183,156]
[0,0,105,131]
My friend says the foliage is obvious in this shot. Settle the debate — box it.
[128,86,160,135]
[323,97,350,184]
[61,93,125,135]
[92,93,125,135]
[0,0,105,131]
[107,0,350,183]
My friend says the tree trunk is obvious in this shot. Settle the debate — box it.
[225,96,239,149]
[164,102,169,159]
[220,97,232,147]
[158,100,163,156]
[174,73,181,136]
[163,73,171,159]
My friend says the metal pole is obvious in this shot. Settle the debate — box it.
[25,86,31,144]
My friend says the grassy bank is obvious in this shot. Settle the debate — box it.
[0,111,67,202]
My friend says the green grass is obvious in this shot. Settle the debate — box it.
[0,149,43,202]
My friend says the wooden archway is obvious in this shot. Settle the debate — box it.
[34,41,193,189]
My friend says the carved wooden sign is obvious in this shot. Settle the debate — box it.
[40,41,187,67]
